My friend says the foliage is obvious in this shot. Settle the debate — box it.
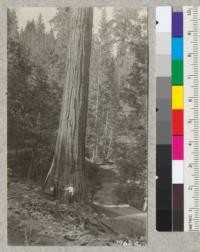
[88,8,148,206]
[8,9,61,181]
[8,8,147,208]
[110,8,148,202]
[87,8,115,162]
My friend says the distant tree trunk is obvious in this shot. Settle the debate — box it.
[103,110,109,157]
[106,129,113,160]
[103,110,109,140]
[27,112,41,181]
[92,45,101,162]
[92,77,100,162]
[44,8,93,202]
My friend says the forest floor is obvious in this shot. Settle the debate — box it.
[8,176,147,246]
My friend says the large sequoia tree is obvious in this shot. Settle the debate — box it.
[44,8,93,201]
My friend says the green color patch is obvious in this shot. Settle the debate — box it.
[172,60,183,85]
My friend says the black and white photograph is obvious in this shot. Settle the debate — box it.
[7,7,148,246]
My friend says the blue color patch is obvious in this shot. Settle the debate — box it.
[172,38,183,60]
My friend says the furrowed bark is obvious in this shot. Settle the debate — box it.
[44,8,93,202]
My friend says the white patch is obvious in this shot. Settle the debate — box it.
[64,186,74,195]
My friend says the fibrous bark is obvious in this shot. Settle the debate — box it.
[44,8,93,202]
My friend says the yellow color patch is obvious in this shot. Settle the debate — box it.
[172,86,183,109]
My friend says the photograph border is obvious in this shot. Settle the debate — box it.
[1,0,200,251]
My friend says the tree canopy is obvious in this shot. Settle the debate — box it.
[8,7,147,208]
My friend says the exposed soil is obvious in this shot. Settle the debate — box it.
[8,175,146,246]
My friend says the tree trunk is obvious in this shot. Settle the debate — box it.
[92,45,101,162]
[103,110,109,157]
[92,76,100,162]
[106,129,113,160]
[44,8,93,202]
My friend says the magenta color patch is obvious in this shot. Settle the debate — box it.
[172,136,183,160]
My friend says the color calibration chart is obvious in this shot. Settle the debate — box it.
[156,6,200,231]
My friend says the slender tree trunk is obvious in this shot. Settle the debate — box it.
[103,110,109,158]
[27,148,34,181]
[44,8,93,202]
[104,111,109,138]
[27,112,41,181]
[92,79,100,162]
[92,45,101,162]
[106,129,113,160]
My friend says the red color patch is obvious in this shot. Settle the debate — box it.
[172,109,183,135]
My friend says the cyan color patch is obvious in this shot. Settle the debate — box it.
[172,38,183,60]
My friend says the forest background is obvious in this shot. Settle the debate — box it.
[7,7,148,210]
